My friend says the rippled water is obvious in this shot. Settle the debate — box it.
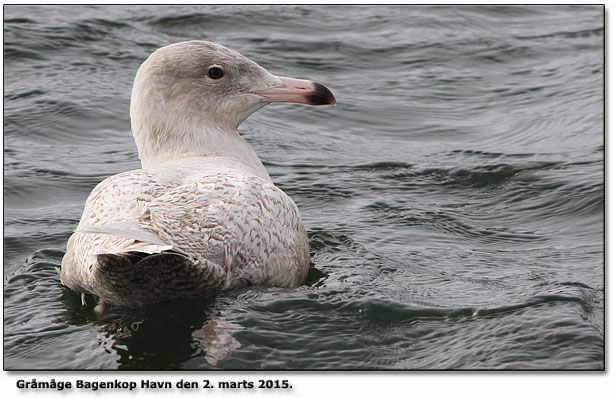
[3,5,604,370]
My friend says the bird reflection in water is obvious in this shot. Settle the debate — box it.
[62,295,243,368]
[192,315,244,366]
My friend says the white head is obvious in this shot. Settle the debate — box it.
[130,40,335,173]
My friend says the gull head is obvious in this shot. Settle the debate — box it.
[130,40,336,169]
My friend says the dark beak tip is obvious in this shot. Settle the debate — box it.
[310,82,337,106]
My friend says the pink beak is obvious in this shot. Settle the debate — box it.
[254,76,336,106]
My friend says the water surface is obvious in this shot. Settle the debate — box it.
[3,5,604,370]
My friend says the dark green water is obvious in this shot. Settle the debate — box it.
[3,5,604,370]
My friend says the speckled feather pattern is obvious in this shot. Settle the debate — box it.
[58,40,330,307]
[61,158,310,306]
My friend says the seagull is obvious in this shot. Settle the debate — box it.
[59,40,336,313]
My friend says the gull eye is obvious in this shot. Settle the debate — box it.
[208,66,224,79]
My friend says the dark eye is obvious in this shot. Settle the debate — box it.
[208,66,224,79]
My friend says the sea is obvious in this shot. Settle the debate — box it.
[3,5,604,370]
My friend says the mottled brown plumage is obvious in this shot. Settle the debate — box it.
[59,41,335,309]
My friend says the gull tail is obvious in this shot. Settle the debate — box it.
[93,251,228,307]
